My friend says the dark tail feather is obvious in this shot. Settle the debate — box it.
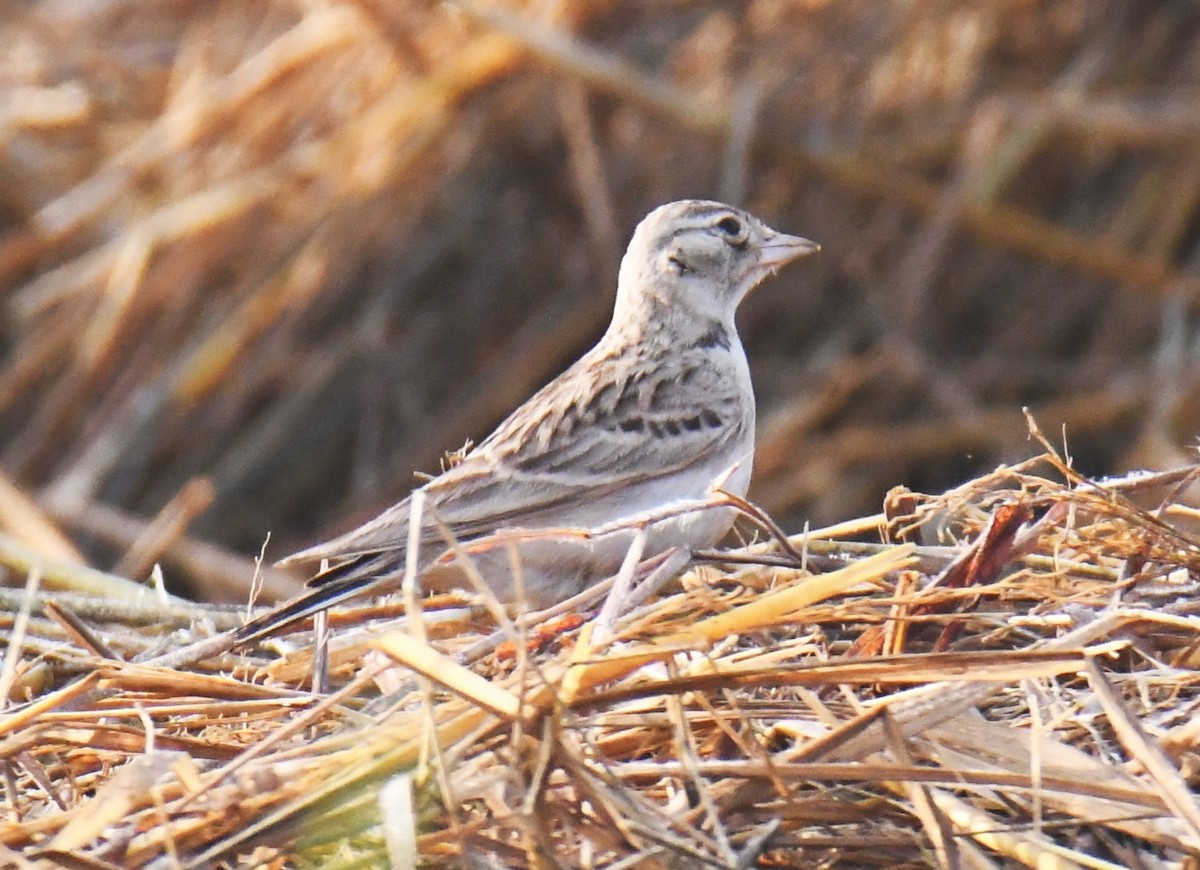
[233,554,393,646]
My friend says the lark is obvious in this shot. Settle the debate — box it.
[236,200,818,643]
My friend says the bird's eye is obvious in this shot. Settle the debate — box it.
[715,216,747,244]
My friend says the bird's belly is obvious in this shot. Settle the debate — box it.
[538,445,751,523]
[425,453,753,607]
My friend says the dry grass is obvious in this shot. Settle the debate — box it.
[3,440,1200,866]
[2,0,1200,866]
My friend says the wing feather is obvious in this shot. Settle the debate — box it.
[281,345,748,575]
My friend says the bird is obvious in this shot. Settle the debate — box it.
[235,200,818,644]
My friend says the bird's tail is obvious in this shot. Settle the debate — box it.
[233,554,393,646]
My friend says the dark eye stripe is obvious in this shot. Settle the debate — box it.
[657,214,745,253]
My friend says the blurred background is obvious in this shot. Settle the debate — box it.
[1,0,1199,603]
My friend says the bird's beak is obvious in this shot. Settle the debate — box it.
[758,232,820,273]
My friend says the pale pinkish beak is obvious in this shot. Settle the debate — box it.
[759,232,820,271]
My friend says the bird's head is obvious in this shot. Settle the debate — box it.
[615,200,819,324]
